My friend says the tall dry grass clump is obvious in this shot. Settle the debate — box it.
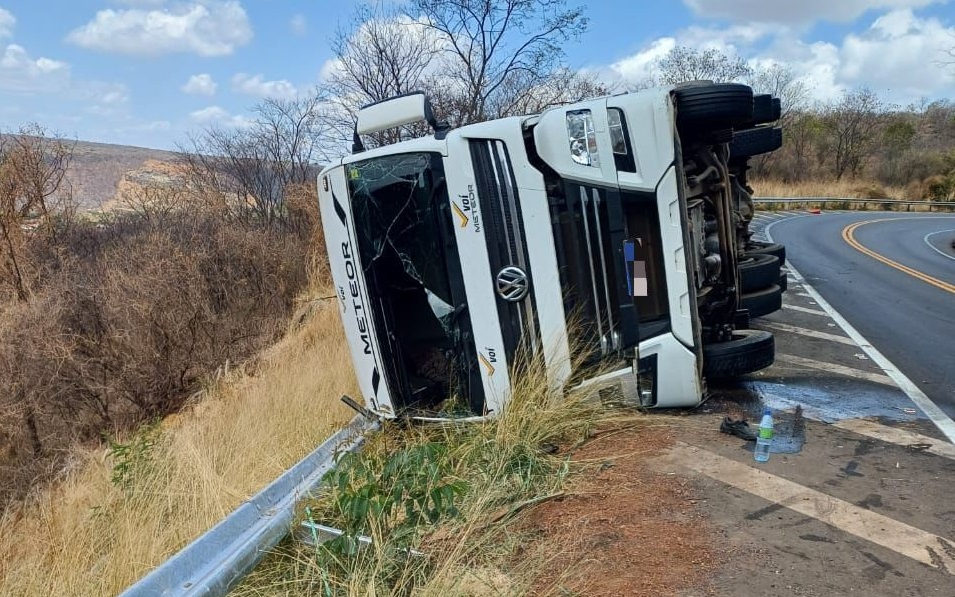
[751,177,908,200]
[233,358,644,597]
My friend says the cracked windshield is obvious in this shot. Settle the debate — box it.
[348,152,463,406]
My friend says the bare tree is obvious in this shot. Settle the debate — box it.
[771,110,826,182]
[411,0,589,125]
[743,63,810,173]
[180,92,331,227]
[327,4,442,146]
[118,182,187,225]
[0,125,74,459]
[746,62,809,121]
[0,124,74,303]
[656,46,752,85]
[822,87,886,180]
[480,67,610,118]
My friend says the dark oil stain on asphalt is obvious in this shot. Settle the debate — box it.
[854,438,877,457]
[799,534,835,543]
[746,502,785,521]
[707,372,932,458]
[714,378,928,425]
[706,384,808,455]
[839,460,864,478]
[769,404,806,454]
[862,551,905,580]
[856,493,887,510]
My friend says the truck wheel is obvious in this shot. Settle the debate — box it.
[740,283,783,318]
[729,126,782,159]
[703,330,775,379]
[751,94,781,125]
[674,83,754,132]
[745,241,786,264]
[739,254,780,293]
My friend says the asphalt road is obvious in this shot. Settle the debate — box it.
[767,212,955,419]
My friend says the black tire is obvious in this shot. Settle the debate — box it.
[777,272,788,293]
[739,253,780,293]
[740,283,783,318]
[745,241,786,264]
[702,329,775,379]
[729,126,782,159]
[674,83,754,132]
[751,94,781,125]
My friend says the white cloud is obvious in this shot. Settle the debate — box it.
[606,37,676,83]
[189,105,252,127]
[319,14,448,84]
[122,119,172,132]
[190,105,228,121]
[838,9,955,99]
[683,0,943,25]
[678,22,786,52]
[597,8,955,105]
[0,7,15,40]
[290,14,307,36]
[100,88,129,104]
[231,73,297,99]
[66,1,252,57]
[0,42,133,124]
[0,44,70,94]
[765,38,845,101]
[319,57,343,82]
[182,73,216,96]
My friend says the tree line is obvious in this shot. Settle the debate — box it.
[188,1,955,207]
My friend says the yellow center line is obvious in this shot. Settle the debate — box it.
[842,219,955,295]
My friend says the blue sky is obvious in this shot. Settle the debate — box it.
[1,0,953,150]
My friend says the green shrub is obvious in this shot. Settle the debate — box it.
[107,420,162,491]
[320,442,467,556]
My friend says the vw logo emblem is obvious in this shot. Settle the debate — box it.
[496,266,529,302]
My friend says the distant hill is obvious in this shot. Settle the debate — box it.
[65,140,182,211]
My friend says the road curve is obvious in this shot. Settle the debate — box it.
[768,212,955,418]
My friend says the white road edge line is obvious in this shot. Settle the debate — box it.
[832,419,955,461]
[782,304,828,317]
[775,353,895,387]
[766,216,955,443]
[763,322,855,345]
[924,228,955,262]
[665,443,955,573]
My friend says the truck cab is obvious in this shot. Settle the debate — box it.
[318,84,782,419]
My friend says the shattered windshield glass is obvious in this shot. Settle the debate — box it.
[347,151,480,411]
[348,152,455,332]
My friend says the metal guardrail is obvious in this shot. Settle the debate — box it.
[753,197,955,211]
[119,415,377,597]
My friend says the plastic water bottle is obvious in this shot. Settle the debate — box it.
[754,408,774,463]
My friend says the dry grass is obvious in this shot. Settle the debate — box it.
[751,177,909,200]
[0,287,356,596]
[233,358,646,597]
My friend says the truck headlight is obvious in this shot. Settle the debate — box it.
[566,109,600,167]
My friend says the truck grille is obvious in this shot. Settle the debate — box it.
[469,139,541,364]
[549,183,638,360]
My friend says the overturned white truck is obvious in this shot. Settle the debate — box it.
[318,83,785,419]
